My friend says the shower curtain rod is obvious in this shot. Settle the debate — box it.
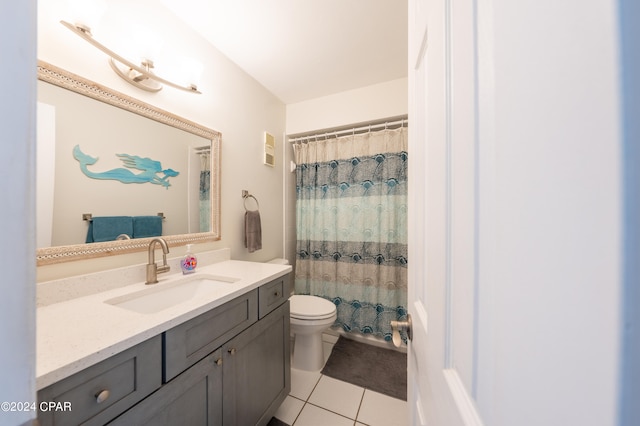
[288,115,408,144]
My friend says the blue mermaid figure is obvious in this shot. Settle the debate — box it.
[73,145,179,189]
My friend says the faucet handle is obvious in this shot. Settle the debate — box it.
[157,264,170,274]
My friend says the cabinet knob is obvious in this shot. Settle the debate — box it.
[274,291,280,297]
[95,389,110,404]
[228,348,237,355]
[215,358,223,366]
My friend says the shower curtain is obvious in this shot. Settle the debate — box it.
[199,152,210,232]
[294,126,408,342]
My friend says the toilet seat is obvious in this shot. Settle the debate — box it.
[290,295,336,320]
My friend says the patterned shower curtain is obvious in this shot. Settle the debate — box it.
[293,126,408,342]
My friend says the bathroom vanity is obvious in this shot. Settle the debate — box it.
[36,254,291,426]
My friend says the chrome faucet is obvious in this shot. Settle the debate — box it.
[146,238,170,284]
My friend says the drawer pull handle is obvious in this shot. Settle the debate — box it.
[228,348,237,355]
[95,389,110,404]
[215,358,223,366]
[274,291,280,297]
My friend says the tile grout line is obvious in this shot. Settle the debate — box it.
[307,373,324,402]
[354,389,368,425]
[290,372,323,425]
[303,400,361,424]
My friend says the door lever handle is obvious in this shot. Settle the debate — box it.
[390,315,412,348]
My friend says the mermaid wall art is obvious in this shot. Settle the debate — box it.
[72,145,179,189]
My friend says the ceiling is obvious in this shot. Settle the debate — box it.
[160,0,408,104]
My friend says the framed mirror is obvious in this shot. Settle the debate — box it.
[36,60,221,266]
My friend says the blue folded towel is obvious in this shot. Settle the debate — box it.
[86,216,134,243]
[132,216,163,239]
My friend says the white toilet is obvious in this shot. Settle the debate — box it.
[289,294,337,371]
[267,259,338,371]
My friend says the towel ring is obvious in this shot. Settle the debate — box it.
[243,193,260,212]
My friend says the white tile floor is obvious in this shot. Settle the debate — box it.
[273,334,408,426]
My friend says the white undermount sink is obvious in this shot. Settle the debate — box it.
[104,274,240,314]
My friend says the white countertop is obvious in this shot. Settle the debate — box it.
[36,259,291,390]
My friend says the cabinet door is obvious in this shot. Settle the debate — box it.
[223,301,290,426]
[110,349,223,426]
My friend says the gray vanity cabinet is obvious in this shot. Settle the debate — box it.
[38,274,290,426]
[222,301,291,426]
[111,300,290,426]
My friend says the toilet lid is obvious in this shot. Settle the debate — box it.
[290,295,336,320]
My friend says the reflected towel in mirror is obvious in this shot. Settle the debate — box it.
[133,216,163,239]
[86,216,134,243]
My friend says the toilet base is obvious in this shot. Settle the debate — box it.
[292,332,325,371]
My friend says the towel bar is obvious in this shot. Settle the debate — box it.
[242,190,260,211]
[83,213,166,221]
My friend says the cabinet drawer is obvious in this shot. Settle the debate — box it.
[164,290,258,381]
[258,275,289,319]
[37,335,161,426]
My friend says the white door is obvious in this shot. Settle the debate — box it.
[407,0,486,424]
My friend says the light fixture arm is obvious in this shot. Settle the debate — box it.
[60,20,201,94]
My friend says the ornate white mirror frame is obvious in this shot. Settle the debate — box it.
[36,60,221,266]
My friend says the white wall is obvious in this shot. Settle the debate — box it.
[37,0,287,281]
[0,1,37,424]
[286,78,408,135]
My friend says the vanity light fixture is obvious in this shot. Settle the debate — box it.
[60,20,202,94]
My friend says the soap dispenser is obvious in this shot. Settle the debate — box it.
[181,244,198,275]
